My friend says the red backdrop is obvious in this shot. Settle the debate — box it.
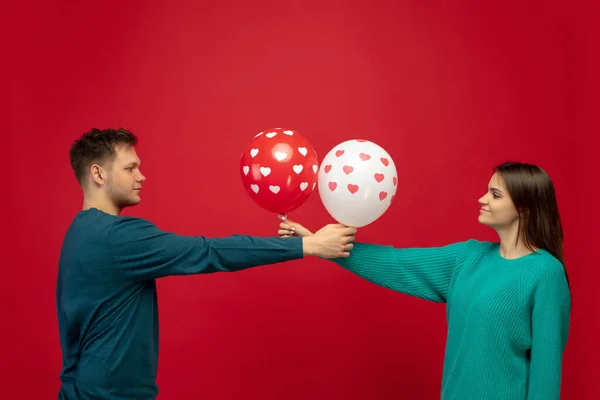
[3,1,599,399]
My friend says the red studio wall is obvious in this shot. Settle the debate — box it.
[3,1,598,399]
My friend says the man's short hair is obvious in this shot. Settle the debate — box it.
[70,128,137,185]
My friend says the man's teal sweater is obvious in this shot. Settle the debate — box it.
[334,239,571,400]
[56,208,303,399]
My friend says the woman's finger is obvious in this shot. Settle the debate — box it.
[279,223,295,233]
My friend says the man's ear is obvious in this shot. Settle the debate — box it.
[90,164,106,185]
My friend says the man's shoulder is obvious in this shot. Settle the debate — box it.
[107,214,157,234]
[59,209,157,267]
[72,208,152,228]
[63,209,156,247]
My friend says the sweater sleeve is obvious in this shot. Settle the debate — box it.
[107,217,304,281]
[526,260,571,400]
[332,240,473,302]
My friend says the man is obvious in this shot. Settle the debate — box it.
[57,128,356,399]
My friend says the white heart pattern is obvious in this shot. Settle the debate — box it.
[298,147,307,156]
[251,184,259,193]
[243,166,249,175]
[274,151,287,161]
[293,165,303,174]
[266,132,277,138]
[269,185,280,194]
[250,148,259,158]
[300,182,308,191]
[260,167,271,177]
[283,130,294,136]
[312,164,317,173]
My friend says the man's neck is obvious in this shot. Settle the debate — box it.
[83,195,121,216]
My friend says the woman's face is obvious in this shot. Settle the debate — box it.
[478,172,519,228]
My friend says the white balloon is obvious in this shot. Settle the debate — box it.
[318,139,398,227]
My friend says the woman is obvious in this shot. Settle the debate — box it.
[278,161,571,400]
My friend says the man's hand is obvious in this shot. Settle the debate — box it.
[277,215,356,258]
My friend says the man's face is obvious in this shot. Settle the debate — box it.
[105,144,146,208]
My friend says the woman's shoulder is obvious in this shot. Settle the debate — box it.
[524,249,566,284]
[522,250,570,309]
[453,239,498,254]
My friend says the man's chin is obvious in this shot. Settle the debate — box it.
[120,197,141,208]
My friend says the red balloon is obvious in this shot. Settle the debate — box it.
[240,128,319,214]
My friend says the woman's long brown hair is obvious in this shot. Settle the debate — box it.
[495,162,569,287]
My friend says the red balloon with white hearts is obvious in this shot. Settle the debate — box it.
[240,128,319,214]
[318,139,398,227]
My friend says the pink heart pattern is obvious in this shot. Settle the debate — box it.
[347,184,359,194]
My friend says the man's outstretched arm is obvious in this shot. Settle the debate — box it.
[108,217,355,281]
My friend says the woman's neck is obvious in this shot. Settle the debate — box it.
[496,222,536,259]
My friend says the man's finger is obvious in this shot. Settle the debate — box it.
[341,227,357,235]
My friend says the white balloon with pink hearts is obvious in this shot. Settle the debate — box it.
[317,139,398,228]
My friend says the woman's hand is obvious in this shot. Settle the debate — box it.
[277,215,315,238]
